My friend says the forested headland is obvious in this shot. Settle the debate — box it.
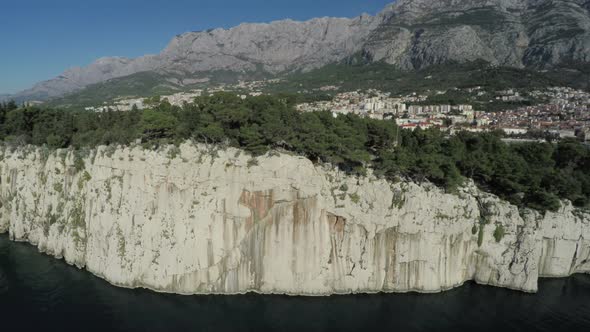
[1,95,588,212]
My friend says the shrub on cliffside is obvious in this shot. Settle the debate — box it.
[493,225,505,243]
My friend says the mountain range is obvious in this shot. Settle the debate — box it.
[5,0,590,103]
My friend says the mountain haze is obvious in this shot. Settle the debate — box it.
[6,0,590,102]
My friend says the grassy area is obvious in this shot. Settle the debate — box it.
[45,58,590,111]
[265,60,587,112]
[269,61,554,95]
[45,71,183,109]
[46,68,273,110]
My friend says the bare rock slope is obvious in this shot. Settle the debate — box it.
[10,15,381,102]
[364,0,590,69]
[7,0,590,102]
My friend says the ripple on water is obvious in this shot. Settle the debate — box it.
[7,243,69,310]
[0,269,7,294]
[0,236,9,295]
[1,234,590,332]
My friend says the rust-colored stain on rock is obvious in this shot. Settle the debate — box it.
[239,189,274,230]
[327,212,346,236]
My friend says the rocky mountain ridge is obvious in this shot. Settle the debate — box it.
[5,0,590,102]
[364,0,590,69]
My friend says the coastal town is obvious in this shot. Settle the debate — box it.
[82,79,276,112]
[296,87,590,142]
[84,82,590,143]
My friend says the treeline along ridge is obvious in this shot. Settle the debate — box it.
[0,95,588,212]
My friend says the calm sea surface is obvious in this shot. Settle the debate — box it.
[1,234,590,332]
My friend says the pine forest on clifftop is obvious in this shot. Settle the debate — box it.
[1,95,589,214]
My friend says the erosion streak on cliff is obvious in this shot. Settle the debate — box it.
[0,142,588,295]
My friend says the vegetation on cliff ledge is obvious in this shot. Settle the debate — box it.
[0,95,588,212]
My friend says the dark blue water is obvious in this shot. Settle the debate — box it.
[2,234,590,332]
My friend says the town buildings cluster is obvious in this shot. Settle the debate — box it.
[83,78,286,112]
[296,89,474,130]
[476,87,590,141]
[295,87,590,142]
[84,90,205,112]
[83,81,589,143]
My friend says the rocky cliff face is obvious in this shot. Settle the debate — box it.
[159,15,381,75]
[0,142,588,295]
[9,0,590,102]
[364,0,590,69]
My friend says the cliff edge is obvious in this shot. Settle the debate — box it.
[0,142,588,295]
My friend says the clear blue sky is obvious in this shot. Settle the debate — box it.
[0,0,393,94]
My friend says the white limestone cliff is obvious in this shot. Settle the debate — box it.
[0,142,588,295]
